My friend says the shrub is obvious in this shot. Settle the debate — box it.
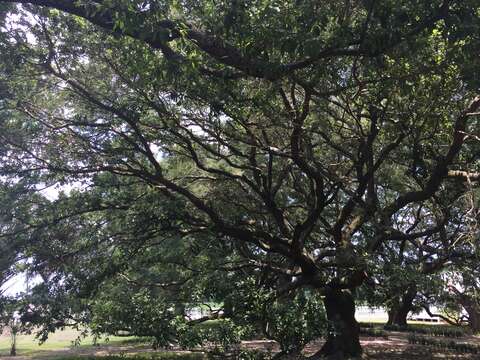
[406,335,480,354]
[207,349,270,360]
[54,354,205,360]
[383,324,467,337]
[359,328,388,339]
[359,322,376,329]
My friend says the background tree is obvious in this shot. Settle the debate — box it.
[421,238,480,333]
[15,193,327,354]
[419,267,480,333]
[361,184,478,327]
[0,296,28,356]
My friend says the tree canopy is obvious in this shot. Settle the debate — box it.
[0,1,479,358]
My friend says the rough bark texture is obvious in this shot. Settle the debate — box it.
[313,289,362,359]
[469,309,480,333]
[387,305,401,326]
[450,286,480,333]
[387,306,409,326]
[10,333,16,356]
[462,301,480,333]
[386,286,416,326]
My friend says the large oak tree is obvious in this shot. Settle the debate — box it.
[1,1,480,357]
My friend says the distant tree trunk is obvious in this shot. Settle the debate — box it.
[468,310,480,333]
[10,343,16,356]
[461,299,480,333]
[449,286,480,333]
[386,286,416,326]
[313,288,362,359]
[387,304,409,327]
[10,329,17,356]
[174,303,186,317]
[387,303,401,325]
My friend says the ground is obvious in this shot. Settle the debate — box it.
[1,327,479,359]
[0,329,141,359]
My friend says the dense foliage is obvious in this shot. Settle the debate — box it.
[0,0,479,357]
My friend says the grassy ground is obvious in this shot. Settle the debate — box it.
[47,355,203,360]
[0,320,229,358]
[1,322,478,360]
[0,328,135,357]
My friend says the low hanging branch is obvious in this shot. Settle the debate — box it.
[421,305,466,326]
[447,170,480,181]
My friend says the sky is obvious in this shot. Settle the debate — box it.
[1,271,43,296]
[1,273,29,296]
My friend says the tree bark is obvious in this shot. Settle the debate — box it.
[462,300,480,333]
[313,289,362,359]
[386,286,416,326]
[452,288,480,333]
[387,303,401,325]
[10,331,16,356]
[468,309,480,333]
[387,305,409,327]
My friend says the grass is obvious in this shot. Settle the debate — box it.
[51,355,204,360]
[0,328,137,357]
[0,319,475,359]
[0,321,234,358]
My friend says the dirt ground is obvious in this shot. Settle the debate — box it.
[1,331,479,360]
[243,331,480,359]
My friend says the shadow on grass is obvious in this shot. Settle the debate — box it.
[0,349,205,360]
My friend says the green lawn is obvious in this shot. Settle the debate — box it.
[50,355,203,360]
[0,328,135,357]
[0,329,206,359]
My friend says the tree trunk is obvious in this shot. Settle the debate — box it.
[469,310,480,333]
[386,286,416,327]
[463,302,480,334]
[386,302,410,327]
[10,331,16,356]
[454,292,480,333]
[313,289,362,359]
[387,306,409,327]
[386,302,400,326]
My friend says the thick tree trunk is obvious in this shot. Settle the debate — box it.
[313,289,362,359]
[387,301,410,327]
[386,286,416,327]
[469,311,480,333]
[452,290,480,333]
[387,304,400,325]
[463,303,480,333]
[387,306,409,327]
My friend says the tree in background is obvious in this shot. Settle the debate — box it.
[0,1,479,358]
[416,184,480,333]
[443,269,480,333]
[0,297,27,356]
[421,238,480,333]
[361,184,477,327]
[16,212,328,354]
